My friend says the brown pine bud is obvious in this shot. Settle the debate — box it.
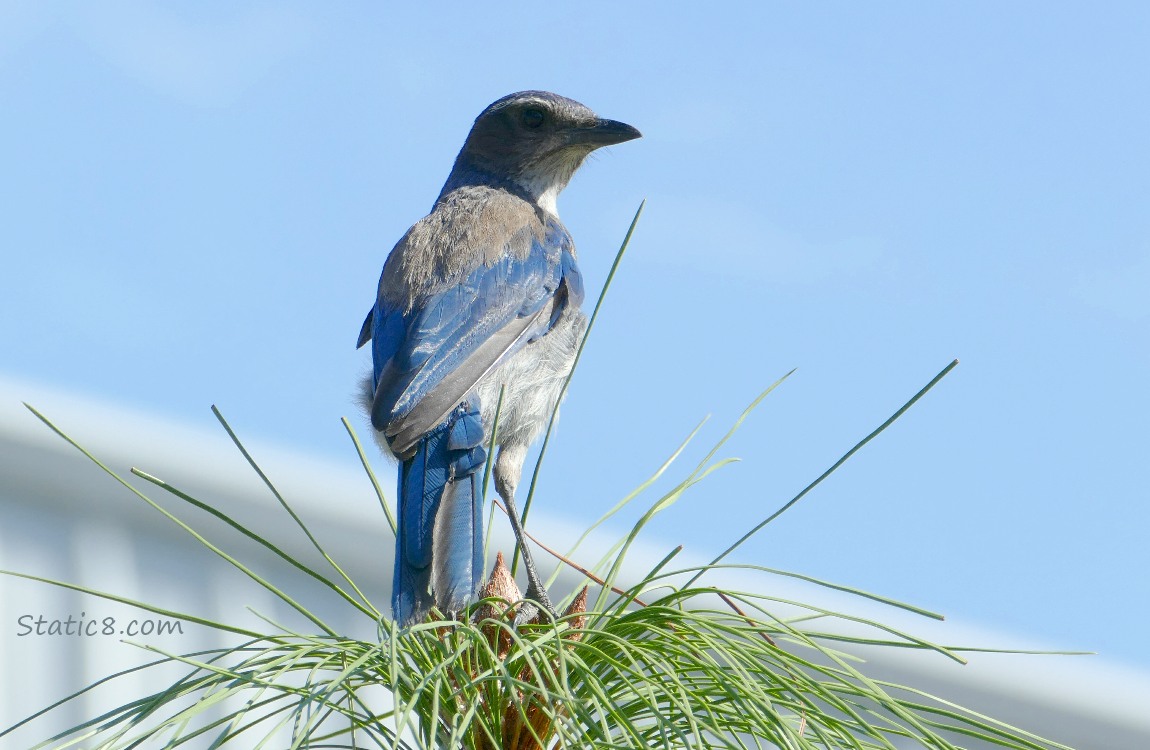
[474,551,522,618]
[563,586,589,643]
[473,551,522,660]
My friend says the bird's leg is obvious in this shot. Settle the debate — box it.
[494,445,557,625]
[501,488,557,625]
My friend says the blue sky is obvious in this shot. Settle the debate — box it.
[2,3,1148,668]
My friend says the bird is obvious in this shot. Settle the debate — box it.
[357,91,640,627]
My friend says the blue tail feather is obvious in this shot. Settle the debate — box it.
[392,402,486,626]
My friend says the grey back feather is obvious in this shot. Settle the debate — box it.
[378,187,546,313]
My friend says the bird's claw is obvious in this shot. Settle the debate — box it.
[513,587,559,627]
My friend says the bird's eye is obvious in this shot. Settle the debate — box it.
[522,108,545,128]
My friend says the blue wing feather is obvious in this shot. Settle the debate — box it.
[369,220,578,453]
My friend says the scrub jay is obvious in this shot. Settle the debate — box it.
[357,91,640,626]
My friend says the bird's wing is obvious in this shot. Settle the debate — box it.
[367,221,583,457]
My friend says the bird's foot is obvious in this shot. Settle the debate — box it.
[513,585,559,627]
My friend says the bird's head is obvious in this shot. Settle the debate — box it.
[444,91,641,213]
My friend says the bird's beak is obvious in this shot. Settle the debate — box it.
[565,118,643,148]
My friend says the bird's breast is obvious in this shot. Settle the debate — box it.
[474,306,588,450]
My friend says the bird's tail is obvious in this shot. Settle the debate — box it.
[393,402,487,626]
